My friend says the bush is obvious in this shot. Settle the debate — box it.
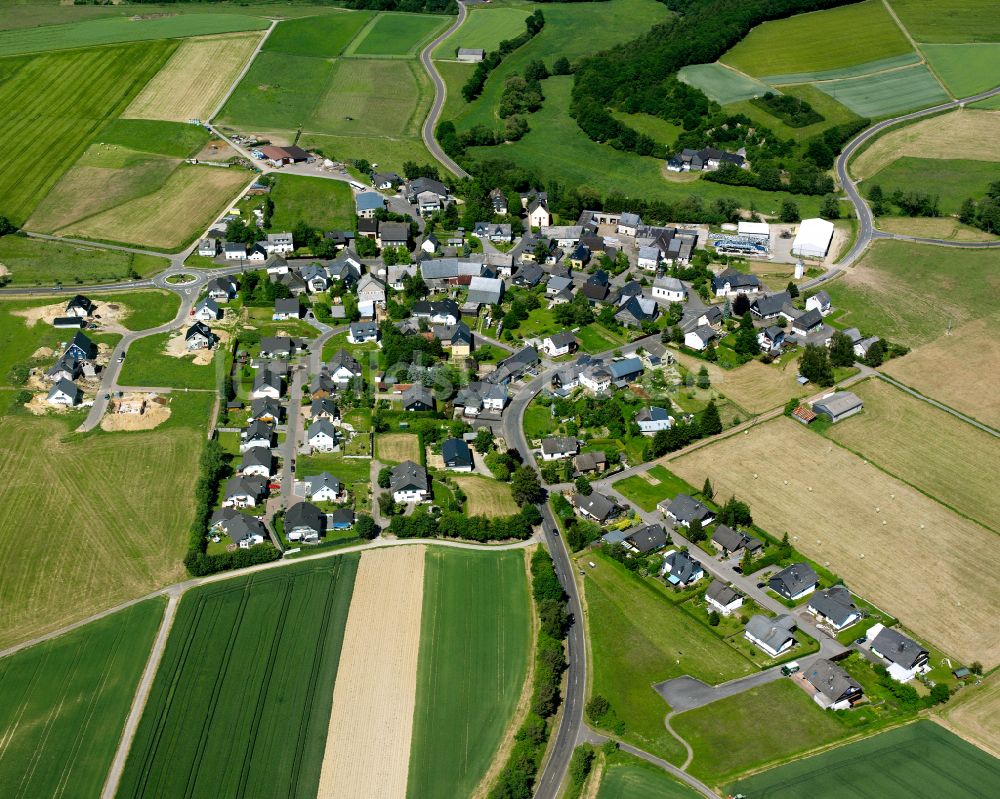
[585,694,610,724]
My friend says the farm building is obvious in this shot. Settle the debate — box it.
[258,145,311,165]
[737,220,770,242]
[457,47,485,62]
[812,391,863,423]
[792,218,835,258]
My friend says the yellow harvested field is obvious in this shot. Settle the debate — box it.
[883,316,1000,430]
[318,546,425,799]
[124,32,264,122]
[937,671,1000,759]
[827,379,1000,530]
[376,432,421,464]
[877,216,999,242]
[671,418,1000,667]
[852,109,1000,179]
[672,349,806,415]
[454,475,519,518]
[62,165,250,250]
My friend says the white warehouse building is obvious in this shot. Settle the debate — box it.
[792,218,835,259]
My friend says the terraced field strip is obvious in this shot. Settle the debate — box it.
[116,557,360,798]
[814,64,949,117]
[0,599,165,799]
[407,548,532,799]
[318,546,425,799]
[677,63,772,104]
[760,52,921,85]
[0,41,175,224]
[124,31,265,122]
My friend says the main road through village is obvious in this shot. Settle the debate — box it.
[4,14,1000,797]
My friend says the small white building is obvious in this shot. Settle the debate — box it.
[224,242,246,260]
[652,276,686,302]
[684,325,715,351]
[457,47,485,62]
[635,406,673,434]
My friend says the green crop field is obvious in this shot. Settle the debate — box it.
[753,52,921,86]
[407,548,532,799]
[596,752,704,799]
[301,131,436,175]
[890,0,1000,43]
[816,64,950,118]
[922,44,1000,97]
[119,331,220,390]
[677,63,772,104]
[269,174,355,231]
[0,12,267,56]
[0,388,211,651]
[673,680,849,785]
[727,720,1000,797]
[0,235,168,286]
[97,118,211,158]
[0,41,175,224]
[582,552,755,763]
[350,12,446,57]
[433,6,530,58]
[468,76,825,218]
[0,598,165,798]
[118,556,361,799]
[263,10,373,57]
[825,240,1000,345]
[720,0,912,77]
[724,84,861,142]
[866,156,1000,215]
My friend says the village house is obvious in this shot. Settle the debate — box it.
[573,450,607,475]
[541,332,577,358]
[272,298,302,321]
[46,355,81,383]
[412,298,461,325]
[663,549,705,586]
[193,296,221,322]
[792,308,824,336]
[803,659,864,711]
[442,437,474,471]
[750,292,791,321]
[266,232,295,256]
[652,276,687,302]
[769,562,819,601]
[391,460,431,503]
[661,494,715,528]
[854,336,882,360]
[377,222,409,249]
[310,397,339,422]
[66,295,96,318]
[684,325,717,351]
[805,290,832,316]
[224,242,247,261]
[402,383,435,412]
[433,322,473,356]
[239,420,275,453]
[258,144,311,165]
[472,222,513,243]
[540,437,579,461]
[758,326,785,353]
[185,322,213,351]
[357,273,388,307]
[807,585,861,631]
[198,237,221,257]
[710,524,763,557]
[745,614,797,656]
[571,491,619,524]
[526,197,551,228]
[217,512,269,548]
[404,177,450,216]
[348,321,379,344]
[489,188,508,214]
[712,268,762,297]
[486,346,539,385]
[241,448,275,478]
[667,146,747,172]
[251,369,284,400]
[636,406,674,434]
[47,378,81,406]
[327,349,363,387]
[454,381,508,416]
[285,501,325,542]
[259,336,294,359]
[866,625,930,682]
[250,397,283,423]
[623,523,668,554]
[65,331,97,362]
[305,472,345,503]
[307,419,339,452]
[466,275,504,308]
[372,172,403,191]
[355,191,385,219]
[222,475,268,508]
[705,580,743,616]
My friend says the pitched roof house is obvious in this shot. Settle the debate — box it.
[867,624,930,682]
[803,658,864,710]
[540,437,579,460]
[662,494,715,528]
[745,614,797,656]
[663,549,704,586]
[390,460,430,503]
[285,501,326,542]
[705,580,743,615]
[807,585,861,630]
[571,491,618,523]
[624,523,668,554]
[304,472,344,503]
[442,438,473,471]
[769,562,818,601]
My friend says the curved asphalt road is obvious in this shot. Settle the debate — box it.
[419,2,471,179]
[836,84,1000,265]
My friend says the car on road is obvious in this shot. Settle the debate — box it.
[756,581,766,588]
[104,393,110,400]
[118,352,125,362]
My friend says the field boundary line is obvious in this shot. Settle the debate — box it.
[100,593,178,799]
[875,371,1000,437]
[207,18,277,123]
[341,11,382,57]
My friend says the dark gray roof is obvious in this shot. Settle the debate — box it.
[751,291,791,317]
[224,513,268,545]
[241,448,273,470]
[286,501,325,534]
[807,585,859,627]
[712,268,760,291]
[242,419,274,442]
[666,494,713,525]
[442,437,472,467]
[390,460,428,493]
[260,335,293,355]
[804,658,862,703]
[769,562,818,598]
[711,524,746,552]
[308,418,338,441]
[665,550,702,583]
[541,437,578,456]
[402,383,434,409]
[327,348,362,374]
[305,471,341,496]
[572,491,617,522]
[745,614,796,651]
[274,297,301,315]
[625,523,667,553]
[706,579,741,607]
[793,308,823,331]
[224,474,267,501]
[871,627,928,669]
[546,332,576,349]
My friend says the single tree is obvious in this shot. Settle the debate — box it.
[702,477,714,500]
[355,514,378,540]
[740,547,753,574]
[779,200,800,223]
[799,344,834,386]
[575,475,593,495]
[511,465,545,506]
[586,695,610,724]
[864,338,887,367]
[696,365,710,389]
[699,400,723,436]
[473,427,495,454]
[377,466,392,489]
[708,610,720,626]
[828,331,855,367]
[688,517,705,543]
[786,281,800,299]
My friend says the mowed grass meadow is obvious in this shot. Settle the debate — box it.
[0,388,212,651]
[0,235,168,286]
[407,548,532,799]
[262,10,373,58]
[268,174,354,231]
[349,12,447,57]
[866,156,1000,214]
[433,6,529,58]
[719,0,912,77]
[0,599,166,799]
[0,41,175,224]
[596,753,704,798]
[118,556,361,799]
[727,721,1000,798]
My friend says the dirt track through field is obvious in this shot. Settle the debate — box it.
[317,546,425,799]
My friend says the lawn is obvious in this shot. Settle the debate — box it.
[882,315,1000,429]
[728,720,1000,797]
[596,751,704,798]
[62,164,251,251]
[297,451,371,485]
[719,0,913,77]
[922,43,1000,97]
[433,6,529,58]
[453,475,519,517]
[98,118,211,158]
[407,547,532,799]
[300,131,437,175]
[263,10,373,57]
[268,174,354,231]
[672,680,850,786]
[576,322,626,354]
[118,331,220,390]
[117,556,361,799]
[468,76,825,218]
[889,0,1000,43]
[0,235,168,286]
[815,65,950,118]
[350,12,447,57]
[0,12,267,55]
[0,391,212,651]
[124,32,265,123]
[677,63,772,104]
[0,41,175,224]
[0,598,165,798]
[671,417,1000,667]
[826,378,1000,531]
[614,465,695,512]
[824,240,1000,346]
[581,552,755,762]
[522,399,555,441]
[866,156,1000,215]
[376,432,422,464]
[92,288,180,331]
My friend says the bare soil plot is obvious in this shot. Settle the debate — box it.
[938,671,1000,759]
[62,165,250,250]
[882,316,1000,430]
[671,418,1000,666]
[100,394,172,431]
[826,379,1000,530]
[318,546,426,799]
[376,432,421,464]
[672,349,807,415]
[852,109,1000,179]
[454,475,519,518]
[124,32,264,122]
